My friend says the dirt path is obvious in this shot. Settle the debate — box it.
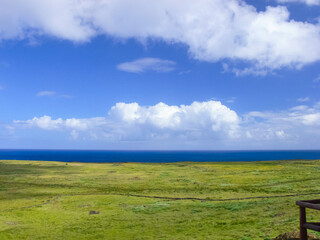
[120,191,320,201]
[2,191,320,213]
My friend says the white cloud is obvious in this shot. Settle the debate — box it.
[290,105,309,111]
[37,91,73,98]
[117,58,176,73]
[277,0,320,5]
[243,103,320,145]
[17,115,64,130]
[0,0,319,73]
[231,67,270,77]
[37,91,56,97]
[246,103,320,125]
[222,63,270,76]
[12,100,320,149]
[14,101,240,141]
[297,97,310,102]
[109,101,240,137]
[15,116,106,131]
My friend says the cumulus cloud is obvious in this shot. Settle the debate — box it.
[0,0,320,73]
[16,115,63,130]
[277,0,320,5]
[12,100,320,149]
[117,58,176,73]
[15,116,106,131]
[109,101,240,138]
[14,101,240,141]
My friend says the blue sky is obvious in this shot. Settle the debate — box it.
[0,0,320,150]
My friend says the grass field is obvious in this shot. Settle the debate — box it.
[1,160,320,239]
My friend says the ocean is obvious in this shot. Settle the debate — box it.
[0,149,320,163]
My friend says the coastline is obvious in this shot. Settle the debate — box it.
[1,158,320,164]
[1,149,320,163]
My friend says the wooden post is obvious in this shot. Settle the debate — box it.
[300,206,307,240]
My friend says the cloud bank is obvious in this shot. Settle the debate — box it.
[12,100,320,149]
[15,101,240,141]
[1,0,320,73]
[243,103,320,145]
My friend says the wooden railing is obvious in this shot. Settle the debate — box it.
[296,199,320,240]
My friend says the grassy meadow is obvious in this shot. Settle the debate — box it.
[1,160,320,239]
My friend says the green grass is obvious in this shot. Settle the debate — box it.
[1,160,320,239]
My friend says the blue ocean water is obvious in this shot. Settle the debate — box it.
[0,149,319,163]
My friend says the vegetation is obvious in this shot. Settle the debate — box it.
[1,160,320,239]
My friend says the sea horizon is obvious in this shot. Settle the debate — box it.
[1,149,320,163]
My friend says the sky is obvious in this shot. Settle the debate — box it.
[0,0,320,150]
